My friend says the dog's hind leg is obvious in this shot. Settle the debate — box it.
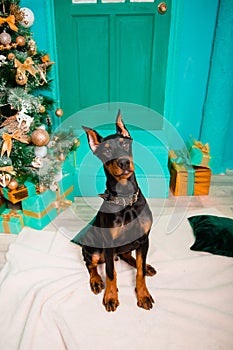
[119,252,156,276]
[83,248,104,295]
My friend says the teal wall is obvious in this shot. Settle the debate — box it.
[24,0,232,174]
[165,0,233,173]
[164,0,219,140]
[200,0,233,173]
[21,0,47,51]
[21,0,60,128]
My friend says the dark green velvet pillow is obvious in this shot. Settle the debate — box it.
[188,215,233,257]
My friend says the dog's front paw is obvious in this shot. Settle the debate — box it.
[146,264,157,277]
[136,288,154,310]
[90,276,104,294]
[103,294,120,312]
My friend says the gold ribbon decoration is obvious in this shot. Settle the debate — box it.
[0,15,18,31]
[1,130,30,157]
[54,186,73,213]
[23,186,74,219]
[53,199,72,212]
[0,165,15,175]
[2,209,22,221]
[14,57,38,78]
[1,209,24,233]
[192,139,210,154]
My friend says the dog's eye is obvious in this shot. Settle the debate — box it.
[102,147,112,158]
[122,142,130,152]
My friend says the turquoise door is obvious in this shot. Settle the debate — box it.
[54,0,171,119]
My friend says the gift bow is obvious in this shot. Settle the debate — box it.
[192,139,210,154]
[53,199,72,211]
[2,210,21,221]
[1,131,29,157]
[14,58,38,78]
[0,15,18,31]
[170,150,192,167]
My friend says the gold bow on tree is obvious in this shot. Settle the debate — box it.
[0,165,15,175]
[14,58,38,78]
[1,130,30,157]
[0,15,18,31]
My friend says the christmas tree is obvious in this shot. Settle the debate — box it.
[0,0,77,193]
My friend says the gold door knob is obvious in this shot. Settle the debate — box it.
[158,2,167,14]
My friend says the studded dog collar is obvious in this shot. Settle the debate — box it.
[98,189,139,207]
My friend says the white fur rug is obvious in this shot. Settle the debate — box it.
[0,207,232,350]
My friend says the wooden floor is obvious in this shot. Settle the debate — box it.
[0,172,233,271]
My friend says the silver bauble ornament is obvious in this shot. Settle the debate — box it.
[34,146,48,158]
[20,8,35,28]
[38,124,46,130]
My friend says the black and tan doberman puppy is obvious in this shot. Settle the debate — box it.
[71,111,156,312]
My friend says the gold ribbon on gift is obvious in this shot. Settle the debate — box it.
[23,186,74,219]
[54,186,73,214]
[0,15,18,31]
[2,220,10,233]
[2,209,22,220]
[1,209,23,234]
[192,139,210,154]
[14,58,38,78]
[1,130,30,157]
[53,199,72,212]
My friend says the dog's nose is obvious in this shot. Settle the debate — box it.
[117,158,130,170]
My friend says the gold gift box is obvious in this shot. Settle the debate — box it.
[2,183,40,204]
[193,166,212,195]
[169,150,212,196]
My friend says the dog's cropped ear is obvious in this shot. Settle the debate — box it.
[116,110,131,138]
[82,126,103,153]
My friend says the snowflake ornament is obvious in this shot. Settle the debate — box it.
[16,107,34,129]
[0,55,7,67]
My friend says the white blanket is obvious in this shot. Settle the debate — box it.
[0,207,232,350]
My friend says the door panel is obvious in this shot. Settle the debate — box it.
[54,0,171,119]
[116,15,154,106]
[74,16,110,108]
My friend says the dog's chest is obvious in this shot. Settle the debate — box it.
[100,201,152,245]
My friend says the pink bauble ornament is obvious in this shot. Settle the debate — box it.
[0,31,11,45]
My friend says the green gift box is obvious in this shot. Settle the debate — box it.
[2,181,37,204]
[57,173,75,202]
[189,139,211,168]
[169,149,195,196]
[22,189,57,230]
[0,209,24,234]
[22,174,75,230]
